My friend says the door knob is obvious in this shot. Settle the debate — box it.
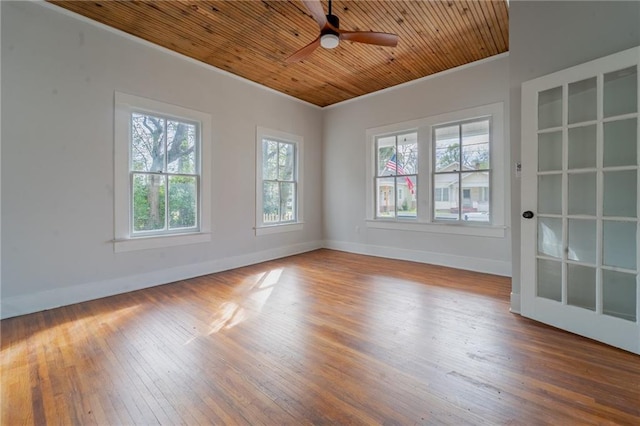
[522,211,534,219]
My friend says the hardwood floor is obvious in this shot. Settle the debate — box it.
[2,249,639,425]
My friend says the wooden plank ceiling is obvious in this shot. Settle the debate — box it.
[49,1,509,107]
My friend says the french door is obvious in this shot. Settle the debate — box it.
[521,46,640,354]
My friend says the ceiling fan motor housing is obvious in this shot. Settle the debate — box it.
[325,14,340,35]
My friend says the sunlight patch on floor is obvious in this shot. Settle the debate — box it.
[184,268,283,344]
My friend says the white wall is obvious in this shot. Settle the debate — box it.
[509,1,640,310]
[1,2,323,318]
[322,56,512,276]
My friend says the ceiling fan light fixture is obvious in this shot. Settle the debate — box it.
[320,33,340,49]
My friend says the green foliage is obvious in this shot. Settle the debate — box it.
[131,115,198,232]
[133,175,166,231]
[262,140,296,222]
[169,176,196,229]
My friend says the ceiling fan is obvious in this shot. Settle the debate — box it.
[286,0,399,63]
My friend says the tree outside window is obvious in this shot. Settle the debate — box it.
[261,139,297,224]
[130,112,199,234]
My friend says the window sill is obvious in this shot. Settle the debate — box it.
[114,232,211,253]
[365,220,507,238]
[255,222,304,236]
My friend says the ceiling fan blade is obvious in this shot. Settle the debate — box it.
[285,36,321,63]
[301,0,327,29]
[339,31,399,47]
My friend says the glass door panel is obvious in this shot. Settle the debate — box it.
[568,125,596,169]
[567,219,596,264]
[537,259,562,301]
[603,270,637,321]
[538,86,563,130]
[604,66,637,118]
[604,118,637,167]
[603,170,637,217]
[538,217,563,258]
[603,221,637,270]
[538,174,562,214]
[538,131,563,171]
[568,77,597,124]
[567,264,596,311]
[568,172,596,215]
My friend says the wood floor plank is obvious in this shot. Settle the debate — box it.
[2,249,639,425]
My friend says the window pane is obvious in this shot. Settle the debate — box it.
[376,177,395,218]
[262,140,278,180]
[280,182,296,222]
[434,173,459,220]
[462,120,490,170]
[168,175,197,229]
[263,181,280,223]
[435,125,460,171]
[131,113,165,172]
[397,132,418,175]
[377,137,396,176]
[167,121,197,174]
[132,173,166,232]
[397,176,417,218]
[462,172,489,222]
[278,142,295,181]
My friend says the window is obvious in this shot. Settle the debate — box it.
[435,188,450,202]
[255,127,303,235]
[375,132,418,219]
[433,117,491,223]
[114,93,211,252]
[365,103,505,238]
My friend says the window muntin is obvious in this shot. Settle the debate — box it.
[261,138,298,225]
[375,132,418,219]
[129,112,200,235]
[433,118,491,223]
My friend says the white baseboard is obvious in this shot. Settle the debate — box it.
[0,240,322,320]
[323,240,512,277]
[1,239,512,320]
[510,292,521,314]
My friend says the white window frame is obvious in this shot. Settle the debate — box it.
[365,102,506,238]
[373,130,419,220]
[114,92,212,252]
[432,116,493,224]
[255,126,304,236]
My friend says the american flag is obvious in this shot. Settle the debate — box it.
[386,154,415,194]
